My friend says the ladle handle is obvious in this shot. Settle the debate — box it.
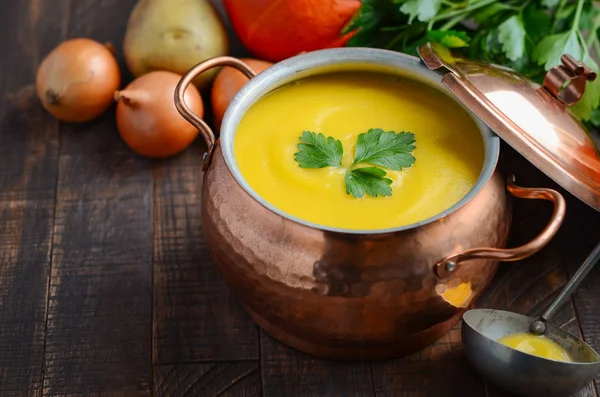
[541,240,600,322]
[174,56,257,170]
[434,175,566,279]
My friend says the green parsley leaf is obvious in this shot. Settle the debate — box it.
[578,3,597,32]
[590,108,600,127]
[522,5,551,43]
[427,29,470,48]
[571,55,600,121]
[497,15,526,61]
[533,30,583,71]
[400,0,442,24]
[344,0,600,126]
[542,0,560,8]
[344,0,398,47]
[353,128,416,170]
[294,131,343,169]
[344,167,392,198]
[293,128,417,199]
[554,4,576,32]
[472,3,511,25]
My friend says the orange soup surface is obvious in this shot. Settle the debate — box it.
[233,72,485,230]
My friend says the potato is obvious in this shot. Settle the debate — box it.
[123,0,229,91]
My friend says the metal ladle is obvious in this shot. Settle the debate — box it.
[462,241,600,397]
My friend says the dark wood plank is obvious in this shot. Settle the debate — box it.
[150,0,258,365]
[371,323,485,397]
[44,148,153,396]
[477,146,598,397]
[154,362,260,396]
[152,142,259,363]
[261,331,374,397]
[0,0,67,395]
[42,0,154,395]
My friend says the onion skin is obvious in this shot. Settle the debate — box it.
[115,71,204,159]
[211,58,273,129]
[36,38,121,123]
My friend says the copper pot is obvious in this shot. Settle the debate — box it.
[174,48,566,360]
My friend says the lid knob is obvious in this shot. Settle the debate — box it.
[543,54,597,106]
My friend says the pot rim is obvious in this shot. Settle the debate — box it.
[219,47,500,235]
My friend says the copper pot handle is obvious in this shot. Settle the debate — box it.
[174,56,257,170]
[434,176,566,279]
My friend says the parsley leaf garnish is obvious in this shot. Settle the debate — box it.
[353,128,416,170]
[294,129,416,199]
[345,167,392,198]
[293,131,343,168]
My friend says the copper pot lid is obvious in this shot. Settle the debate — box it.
[418,42,600,212]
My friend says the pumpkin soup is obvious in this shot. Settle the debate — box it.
[233,72,484,230]
[498,333,572,362]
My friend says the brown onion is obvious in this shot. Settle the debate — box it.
[114,70,204,158]
[36,38,121,123]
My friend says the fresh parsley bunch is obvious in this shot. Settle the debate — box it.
[345,0,600,127]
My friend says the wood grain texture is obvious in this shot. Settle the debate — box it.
[153,143,259,364]
[371,323,485,397]
[151,0,256,370]
[0,0,66,395]
[261,331,374,397]
[42,0,154,395]
[154,362,260,397]
[3,1,600,396]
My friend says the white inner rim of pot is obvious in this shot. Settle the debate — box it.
[220,47,500,235]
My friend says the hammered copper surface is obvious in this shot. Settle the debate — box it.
[201,145,511,360]
[174,50,568,360]
[418,42,600,212]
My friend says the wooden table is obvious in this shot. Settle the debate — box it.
[1,0,599,396]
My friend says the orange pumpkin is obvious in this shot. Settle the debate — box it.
[223,0,361,62]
